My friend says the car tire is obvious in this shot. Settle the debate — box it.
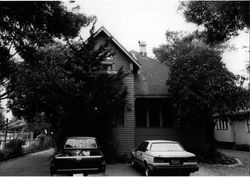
[181,172,190,176]
[131,155,135,167]
[144,164,152,176]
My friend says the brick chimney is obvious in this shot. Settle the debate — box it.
[138,41,147,56]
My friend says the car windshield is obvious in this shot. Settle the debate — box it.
[64,138,97,149]
[150,142,184,152]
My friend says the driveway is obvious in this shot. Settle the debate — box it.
[0,148,54,176]
[0,148,249,176]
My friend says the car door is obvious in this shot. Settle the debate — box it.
[135,142,149,167]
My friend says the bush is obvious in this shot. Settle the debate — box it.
[99,141,129,163]
[30,134,53,152]
[4,139,24,155]
[200,150,237,164]
[235,144,250,151]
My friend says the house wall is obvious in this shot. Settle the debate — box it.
[94,32,136,156]
[233,119,250,145]
[112,74,135,155]
[94,32,131,71]
[214,120,235,143]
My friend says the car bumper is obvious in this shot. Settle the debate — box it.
[50,165,105,175]
[149,163,199,173]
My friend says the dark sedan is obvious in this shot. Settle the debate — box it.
[50,137,105,176]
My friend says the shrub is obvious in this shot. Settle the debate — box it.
[0,150,4,159]
[235,144,250,151]
[4,139,24,155]
[30,134,53,152]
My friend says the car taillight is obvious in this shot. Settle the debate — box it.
[154,157,167,163]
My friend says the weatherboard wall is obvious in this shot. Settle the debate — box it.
[94,31,136,155]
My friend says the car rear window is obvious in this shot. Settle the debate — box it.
[150,142,183,152]
[64,138,97,149]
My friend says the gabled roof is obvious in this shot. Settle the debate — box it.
[132,51,170,97]
[94,26,141,69]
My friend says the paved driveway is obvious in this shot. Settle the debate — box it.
[0,148,249,176]
[0,148,54,176]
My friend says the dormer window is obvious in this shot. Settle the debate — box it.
[106,55,113,60]
[101,54,116,73]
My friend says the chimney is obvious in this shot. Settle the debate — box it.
[138,41,147,56]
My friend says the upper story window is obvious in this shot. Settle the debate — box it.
[101,54,116,73]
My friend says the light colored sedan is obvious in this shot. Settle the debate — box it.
[131,140,199,176]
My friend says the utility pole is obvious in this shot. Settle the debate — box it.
[4,118,8,146]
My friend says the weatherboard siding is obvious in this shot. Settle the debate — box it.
[93,31,136,155]
[112,74,136,155]
[94,31,131,71]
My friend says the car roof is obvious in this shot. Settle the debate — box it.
[144,140,178,143]
[66,136,96,139]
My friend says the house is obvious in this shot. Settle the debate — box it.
[214,111,250,147]
[93,27,207,156]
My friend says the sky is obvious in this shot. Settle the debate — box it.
[65,0,249,78]
[1,0,250,120]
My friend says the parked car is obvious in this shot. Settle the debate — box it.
[50,137,106,175]
[131,140,199,176]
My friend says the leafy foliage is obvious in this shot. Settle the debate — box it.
[0,1,94,100]
[180,1,249,45]
[8,35,128,148]
[167,43,248,126]
[0,106,5,130]
[154,31,249,154]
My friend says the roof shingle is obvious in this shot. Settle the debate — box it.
[132,51,170,97]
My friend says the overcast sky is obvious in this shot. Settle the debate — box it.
[65,0,249,78]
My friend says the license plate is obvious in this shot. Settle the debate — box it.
[171,159,180,165]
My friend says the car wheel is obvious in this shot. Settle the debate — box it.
[180,172,190,176]
[131,155,135,167]
[144,164,152,176]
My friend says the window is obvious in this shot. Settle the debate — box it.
[136,105,147,127]
[136,104,174,128]
[215,119,228,130]
[138,142,149,152]
[150,142,184,152]
[64,138,97,149]
[149,106,160,127]
[246,119,250,133]
[162,108,174,128]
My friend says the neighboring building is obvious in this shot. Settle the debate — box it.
[214,111,250,146]
[93,27,207,156]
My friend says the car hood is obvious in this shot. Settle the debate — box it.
[148,151,196,158]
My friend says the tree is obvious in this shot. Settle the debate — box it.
[0,1,94,100]
[0,106,5,130]
[7,34,128,151]
[180,1,250,45]
[154,32,249,155]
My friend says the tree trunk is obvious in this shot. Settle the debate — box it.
[205,109,216,157]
